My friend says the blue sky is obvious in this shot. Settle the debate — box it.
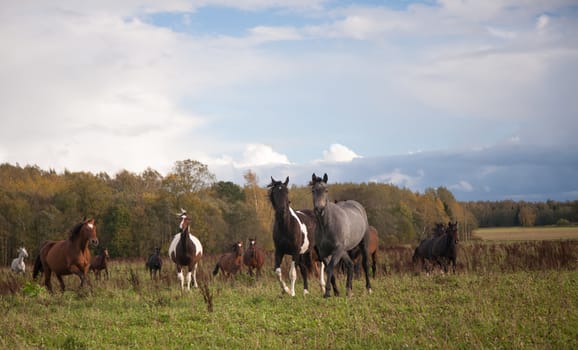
[1,0,577,201]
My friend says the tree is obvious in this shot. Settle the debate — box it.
[163,160,216,197]
[518,206,536,227]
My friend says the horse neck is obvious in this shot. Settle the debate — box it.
[178,227,192,253]
[274,204,293,232]
[70,233,90,252]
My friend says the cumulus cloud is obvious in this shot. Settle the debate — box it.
[321,144,361,163]
[235,144,290,167]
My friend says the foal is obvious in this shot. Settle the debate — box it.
[243,238,265,278]
[146,247,162,280]
[213,241,244,277]
[90,247,110,280]
[11,247,29,274]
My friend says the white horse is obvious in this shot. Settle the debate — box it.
[11,247,29,274]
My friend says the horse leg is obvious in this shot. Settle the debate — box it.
[288,260,298,296]
[359,243,372,294]
[274,251,290,295]
[44,268,54,293]
[371,252,377,278]
[324,253,345,298]
[340,253,355,297]
[176,266,185,290]
[318,261,326,292]
[185,270,192,290]
[105,267,109,280]
[56,274,66,292]
[192,263,198,288]
[298,255,310,296]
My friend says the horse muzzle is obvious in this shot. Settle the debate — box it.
[90,239,99,247]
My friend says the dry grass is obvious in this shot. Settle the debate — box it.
[474,226,578,241]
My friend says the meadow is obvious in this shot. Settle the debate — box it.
[474,226,578,241]
[1,240,577,349]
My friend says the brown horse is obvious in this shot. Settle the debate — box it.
[90,247,109,280]
[243,238,265,278]
[33,218,99,293]
[350,225,379,278]
[213,241,244,277]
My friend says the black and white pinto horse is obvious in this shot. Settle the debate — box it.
[412,221,459,274]
[310,173,372,298]
[168,210,203,290]
[11,247,29,274]
[268,176,325,296]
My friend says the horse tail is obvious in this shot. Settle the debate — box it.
[212,262,220,276]
[33,255,43,279]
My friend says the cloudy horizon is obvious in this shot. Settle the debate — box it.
[1,1,577,202]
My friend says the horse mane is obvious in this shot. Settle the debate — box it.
[68,221,85,239]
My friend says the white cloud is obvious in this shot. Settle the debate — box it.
[449,180,474,192]
[234,144,290,167]
[321,144,361,163]
[536,14,550,31]
[370,168,423,188]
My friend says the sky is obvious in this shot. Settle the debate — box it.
[1,0,577,201]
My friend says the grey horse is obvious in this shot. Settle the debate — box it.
[310,173,372,298]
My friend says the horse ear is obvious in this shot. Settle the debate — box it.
[311,173,316,182]
[323,173,328,183]
[284,176,289,186]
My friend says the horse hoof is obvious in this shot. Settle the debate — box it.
[323,293,331,298]
[303,289,309,296]
[367,288,373,295]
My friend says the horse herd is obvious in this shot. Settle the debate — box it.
[10,173,458,297]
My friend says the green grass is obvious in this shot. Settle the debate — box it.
[474,226,578,241]
[1,260,577,349]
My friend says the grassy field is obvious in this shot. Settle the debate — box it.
[474,226,578,241]
[1,245,577,349]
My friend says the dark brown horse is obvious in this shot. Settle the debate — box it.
[413,221,459,274]
[146,247,162,280]
[33,218,99,293]
[269,176,326,296]
[90,247,109,280]
[213,241,244,277]
[168,210,203,290]
[243,238,265,278]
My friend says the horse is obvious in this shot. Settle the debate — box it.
[348,225,379,278]
[310,173,372,298]
[168,210,203,290]
[11,247,28,274]
[146,247,162,280]
[430,221,458,273]
[90,247,109,280]
[213,241,244,277]
[412,221,459,274]
[243,238,265,278]
[33,218,99,293]
[268,176,326,296]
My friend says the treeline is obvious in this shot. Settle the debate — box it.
[1,161,576,266]
[0,161,473,265]
[466,200,578,227]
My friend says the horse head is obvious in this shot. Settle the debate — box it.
[19,247,29,258]
[103,247,110,258]
[310,173,329,217]
[233,241,243,257]
[447,221,459,244]
[81,218,99,247]
[267,176,290,212]
[177,210,190,231]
